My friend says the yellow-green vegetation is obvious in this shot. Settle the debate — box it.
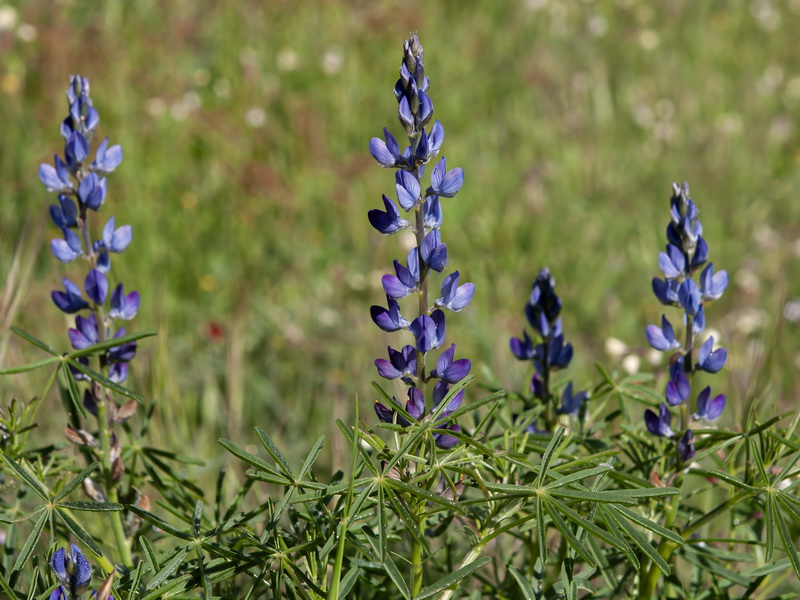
[2,0,798,470]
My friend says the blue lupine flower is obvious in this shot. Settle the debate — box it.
[510,330,535,361]
[435,271,474,312]
[368,195,410,235]
[69,314,99,349]
[420,230,447,272]
[382,252,420,299]
[90,137,123,175]
[530,373,546,399]
[556,382,588,417]
[65,132,90,171]
[375,345,417,381]
[427,120,444,157]
[369,127,403,168]
[395,170,420,211]
[534,335,573,373]
[50,195,78,229]
[109,284,140,320]
[52,278,89,314]
[433,424,460,449]
[691,237,709,269]
[94,216,132,254]
[677,430,696,462]
[426,157,464,198]
[646,315,680,352]
[108,327,137,383]
[50,586,66,600]
[678,279,702,317]
[687,305,706,336]
[644,403,674,437]
[51,228,83,263]
[422,195,442,229]
[693,386,726,421]
[652,277,680,306]
[84,269,108,305]
[77,172,107,211]
[409,311,446,354]
[695,336,727,373]
[699,263,728,302]
[431,380,465,415]
[431,344,471,383]
[370,295,410,332]
[658,244,687,279]
[50,544,91,598]
[665,369,690,406]
[40,157,73,193]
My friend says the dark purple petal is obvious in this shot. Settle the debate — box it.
[84,269,108,305]
[696,336,727,374]
[406,387,425,420]
[644,403,673,437]
[52,278,89,314]
[652,277,680,305]
[510,331,534,360]
[677,430,696,462]
[109,284,140,320]
[434,424,460,449]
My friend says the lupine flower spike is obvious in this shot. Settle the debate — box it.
[510,268,587,432]
[644,182,729,463]
[368,34,472,450]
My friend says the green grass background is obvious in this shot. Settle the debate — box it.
[1,0,798,471]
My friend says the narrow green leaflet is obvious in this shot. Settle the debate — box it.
[544,497,595,566]
[1,455,49,502]
[53,462,101,502]
[255,426,294,479]
[774,499,800,579]
[536,426,566,487]
[56,501,124,512]
[383,553,410,600]
[413,557,491,599]
[56,509,103,558]
[66,358,143,403]
[9,326,58,355]
[146,545,190,590]
[602,506,670,576]
[765,492,776,563]
[218,438,289,482]
[298,435,326,480]
[67,329,157,358]
[126,505,193,541]
[0,356,61,375]
[508,565,536,600]
[9,509,48,584]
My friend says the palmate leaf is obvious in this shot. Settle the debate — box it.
[255,426,294,479]
[543,497,594,565]
[0,355,61,375]
[601,505,671,576]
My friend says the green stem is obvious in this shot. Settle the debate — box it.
[96,393,133,567]
[410,499,426,595]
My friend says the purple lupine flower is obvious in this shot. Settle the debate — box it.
[510,330,535,361]
[699,263,728,302]
[69,314,99,349]
[644,403,674,437]
[420,230,447,272]
[646,315,680,352]
[52,278,89,314]
[51,228,83,263]
[109,284,140,320]
[431,344,471,383]
[77,172,107,211]
[533,334,573,374]
[95,216,132,254]
[395,170,420,211]
[431,380,465,415]
[50,195,79,229]
[426,157,464,198]
[65,132,90,172]
[382,252,420,299]
[368,195,410,235]
[409,311,446,354]
[693,386,726,421]
[556,382,588,417]
[658,244,687,279]
[375,345,417,381]
[435,271,474,312]
[433,424,460,449]
[370,295,410,332]
[50,586,66,600]
[84,269,108,306]
[665,369,690,406]
[695,336,727,374]
[370,128,403,168]
[90,137,123,175]
[677,430,696,461]
[530,373,546,399]
[678,279,702,317]
[40,157,73,193]
[50,544,91,598]
[368,35,471,450]
[422,195,442,229]
[652,277,680,306]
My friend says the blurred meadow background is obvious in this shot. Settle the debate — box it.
[1,0,798,476]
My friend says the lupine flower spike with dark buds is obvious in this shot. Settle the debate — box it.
[644,182,728,462]
[369,35,473,449]
[510,268,587,432]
